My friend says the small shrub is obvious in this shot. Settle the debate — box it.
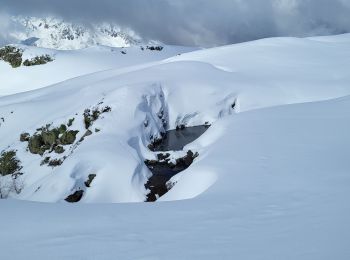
[0,150,22,176]
[27,124,79,156]
[54,146,65,154]
[83,106,111,129]
[22,55,53,66]
[60,130,79,145]
[48,159,63,167]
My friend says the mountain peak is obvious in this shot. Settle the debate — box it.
[10,16,144,50]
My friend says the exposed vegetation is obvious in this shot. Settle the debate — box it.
[0,150,22,177]
[0,46,23,68]
[0,45,54,68]
[83,106,111,129]
[20,132,30,142]
[23,54,53,66]
[48,159,63,167]
[22,124,79,156]
[67,118,75,127]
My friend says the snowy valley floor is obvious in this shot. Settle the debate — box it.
[1,34,350,259]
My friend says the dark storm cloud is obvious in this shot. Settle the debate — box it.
[1,0,350,46]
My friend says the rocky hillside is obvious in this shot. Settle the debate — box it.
[9,16,143,50]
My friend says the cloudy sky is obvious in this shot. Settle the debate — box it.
[1,0,350,46]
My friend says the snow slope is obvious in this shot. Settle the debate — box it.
[0,44,197,96]
[0,34,350,259]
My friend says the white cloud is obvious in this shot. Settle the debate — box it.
[1,0,350,46]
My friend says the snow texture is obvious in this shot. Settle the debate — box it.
[1,33,350,259]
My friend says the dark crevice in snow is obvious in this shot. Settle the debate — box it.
[144,125,208,202]
[131,86,225,202]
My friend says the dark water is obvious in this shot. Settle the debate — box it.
[152,125,210,152]
[145,125,209,201]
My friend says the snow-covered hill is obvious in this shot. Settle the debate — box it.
[8,16,144,49]
[1,34,350,259]
[0,44,197,96]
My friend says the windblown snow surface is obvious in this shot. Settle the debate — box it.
[0,44,196,96]
[1,34,350,259]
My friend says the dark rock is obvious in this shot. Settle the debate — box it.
[65,190,84,203]
[67,118,75,127]
[144,150,199,202]
[176,124,186,131]
[20,132,30,142]
[84,174,96,187]
[157,153,170,161]
[176,150,199,167]
[148,136,163,151]
[146,46,163,51]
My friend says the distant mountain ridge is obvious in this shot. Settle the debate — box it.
[9,16,144,50]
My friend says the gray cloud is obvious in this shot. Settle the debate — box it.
[1,0,350,46]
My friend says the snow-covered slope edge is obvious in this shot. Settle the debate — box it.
[0,44,197,96]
